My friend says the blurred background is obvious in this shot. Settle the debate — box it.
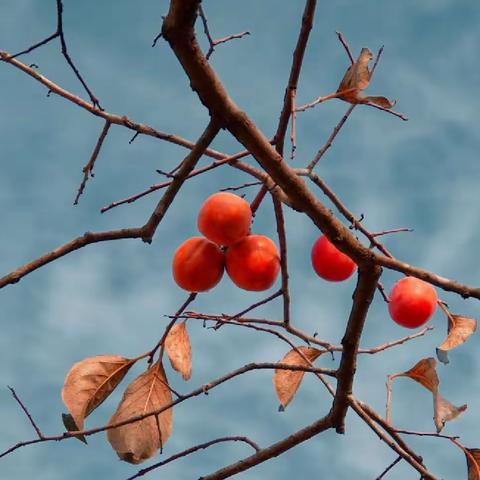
[1,0,479,478]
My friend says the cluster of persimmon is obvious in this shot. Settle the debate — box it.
[310,235,438,329]
[172,192,280,292]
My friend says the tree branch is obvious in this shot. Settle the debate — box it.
[0,51,225,159]
[331,264,382,433]
[125,436,259,480]
[73,120,111,205]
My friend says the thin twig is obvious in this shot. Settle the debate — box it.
[125,436,260,480]
[295,87,358,112]
[290,88,297,160]
[307,105,355,170]
[336,31,354,65]
[364,101,408,121]
[73,120,111,205]
[219,181,263,192]
[149,293,197,365]
[7,387,44,439]
[101,149,252,213]
[371,227,414,238]
[198,5,250,60]
[55,0,102,108]
[375,456,402,480]
[0,51,226,159]
[272,195,291,326]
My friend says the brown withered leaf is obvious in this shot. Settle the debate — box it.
[165,322,192,380]
[337,47,395,108]
[433,392,467,433]
[391,357,466,432]
[62,355,136,432]
[107,361,173,464]
[273,346,322,410]
[397,357,439,393]
[465,448,480,480]
[437,315,477,364]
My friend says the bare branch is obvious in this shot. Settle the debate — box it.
[7,387,44,440]
[198,5,250,60]
[101,149,252,213]
[336,31,354,65]
[125,436,260,480]
[375,456,402,480]
[272,195,291,326]
[0,51,225,159]
[73,120,111,205]
[199,415,332,479]
[306,105,355,171]
[331,264,382,433]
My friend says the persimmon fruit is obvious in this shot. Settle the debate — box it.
[388,276,438,328]
[311,235,357,282]
[172,237,224,292]
[197,192,252,246]
[226,235,280,291]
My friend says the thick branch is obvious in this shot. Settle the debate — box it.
[199,415,332,479]
[331,264,382,433]
[161,1,375,269]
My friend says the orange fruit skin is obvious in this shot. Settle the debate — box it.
[226,235,280,291]
[311,235,357,282]
[198,192,252,246]
[388,276,438,328]
[172,237,225,292]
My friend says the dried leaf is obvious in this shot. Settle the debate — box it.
[337,47,395,108]
[337,48,373,102]
[433,392,467,433]
[390,357,466,432]
[165,322,192,380]
[62,355,136,431]
[465,449,480,480]
[363,96,396,109]
[62,413,87,444]
[437,315,477,364]
[397,357,439,393]
[273,346,322,410]
[107,361,173,464]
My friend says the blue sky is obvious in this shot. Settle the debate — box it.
[1,1,479,479]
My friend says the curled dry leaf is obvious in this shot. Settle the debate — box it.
[273,346,322,410]
[389,357,467,432]
[337,47,395,108]
[396,357,439,393]
[165,321,192,380]
[62,355,136,432]
[465,448,480,480]
[437,314,477,364]
[107,361,173,464]
[434,393,467,433]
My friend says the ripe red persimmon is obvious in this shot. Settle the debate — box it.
[226,235,280,291]
[311,235,357,282]
[388,276,438,328]
[172,237,225,292]
[197,192,252,246]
